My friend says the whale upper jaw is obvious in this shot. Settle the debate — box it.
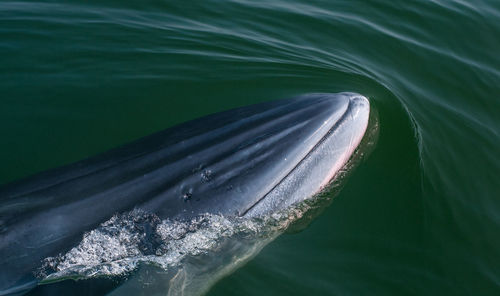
[243,92,370,217]
[140,92,371,219]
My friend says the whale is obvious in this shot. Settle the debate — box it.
[0,92,371,296]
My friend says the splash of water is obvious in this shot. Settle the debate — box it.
[36,204,310,295]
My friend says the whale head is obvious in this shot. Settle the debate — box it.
[141,92,372,219]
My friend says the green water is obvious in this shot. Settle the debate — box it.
[1,0,499,295]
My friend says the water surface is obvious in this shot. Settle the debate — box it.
[1,0,499,295]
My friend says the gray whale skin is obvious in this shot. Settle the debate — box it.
[0,92,370,295]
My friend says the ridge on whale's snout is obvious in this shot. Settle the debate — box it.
[243,92,370,216]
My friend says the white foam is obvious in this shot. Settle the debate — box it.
[38,203,310,288]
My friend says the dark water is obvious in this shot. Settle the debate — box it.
[1,0,499,295]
